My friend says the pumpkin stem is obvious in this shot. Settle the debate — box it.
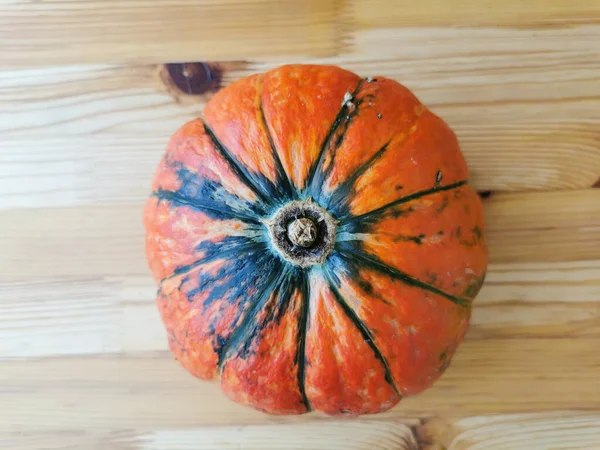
[288,218,318,248]
[264,199,336,268]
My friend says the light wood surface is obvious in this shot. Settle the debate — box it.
[0,0,345,67]
[1,0,599,448]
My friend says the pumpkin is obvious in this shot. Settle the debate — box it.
[144,64,488,416]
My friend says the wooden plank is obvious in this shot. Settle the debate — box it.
[4,413,600,449]
[3,121,600,209]
[1,337,599,431]
[0,205,148,280]
[1,421,422,450]
[484,189,600,263]
[2,41,600,193]
[426,412,600,450]
[1,261,598,357]
[0,277,163,358]
[0,0,344,68]
[351,0,600,28]
[1,189,598,282]
[0,64,194,137]
[5,48,600,135]
[350,27,600,95]
[4,413,599,449]
[471,260,600,339]
[0,137,161,211]
[1,252,599,359]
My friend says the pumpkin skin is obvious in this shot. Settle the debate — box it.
[144,64,488,416]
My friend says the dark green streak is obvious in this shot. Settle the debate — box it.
[342,180,468,226]
[259,103,295,200]
[326,142,389,211]
[217,267,289,368]
[157,242,262,288]
[323,267,402,400]
[296,270,311,411]
[340,142,389,192]
[306,79,364,195]
[152,189,261,224]
[202,120,272,207]
[337,249,470,307]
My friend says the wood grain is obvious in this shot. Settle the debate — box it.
[427,412,600,450]
[1,421,423,450]
[0,137,161,211]
[4,414,599,449]
[1,338,599,430]
[351,0,600,28]
[136,422,420,450]
[3,129,599,214]
[2,259,599,358]
[1,190,599,429]
[471,260,600,339]
[2,0,600,446]
[0,0,345,68]
[2,189,598,282]
[2,44,600,194]
[485,189,600,263]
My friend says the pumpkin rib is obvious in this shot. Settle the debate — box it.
[217,264,289,369]
[295,269,312,411]
[336,248,470,308]
[314,78,425,211]
[341,180,468,226]
[306,79,365,196]
[202,120,274,208]
[342,184,488,302]
[218,275,309,415]
[151,189,262,224]
[323,266,402,400]
[202,73,293,205]
[323,141,390,215]
[258,100,296,201]
[156,248,281,381]
[321,104,428,218]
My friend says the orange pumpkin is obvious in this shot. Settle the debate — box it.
[144,64,488,416]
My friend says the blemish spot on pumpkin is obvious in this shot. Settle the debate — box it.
[435,196,449,214]
[426,272,438,285]
[357,279,374,295]
[342,91,353,106]
[393,234,425,245]
[435,170,443,184]
[463,276,484,299]
[455,226,463,239]
[377,113,382,119]
[438,346,453,372]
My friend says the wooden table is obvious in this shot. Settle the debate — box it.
[1,1,599,448]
